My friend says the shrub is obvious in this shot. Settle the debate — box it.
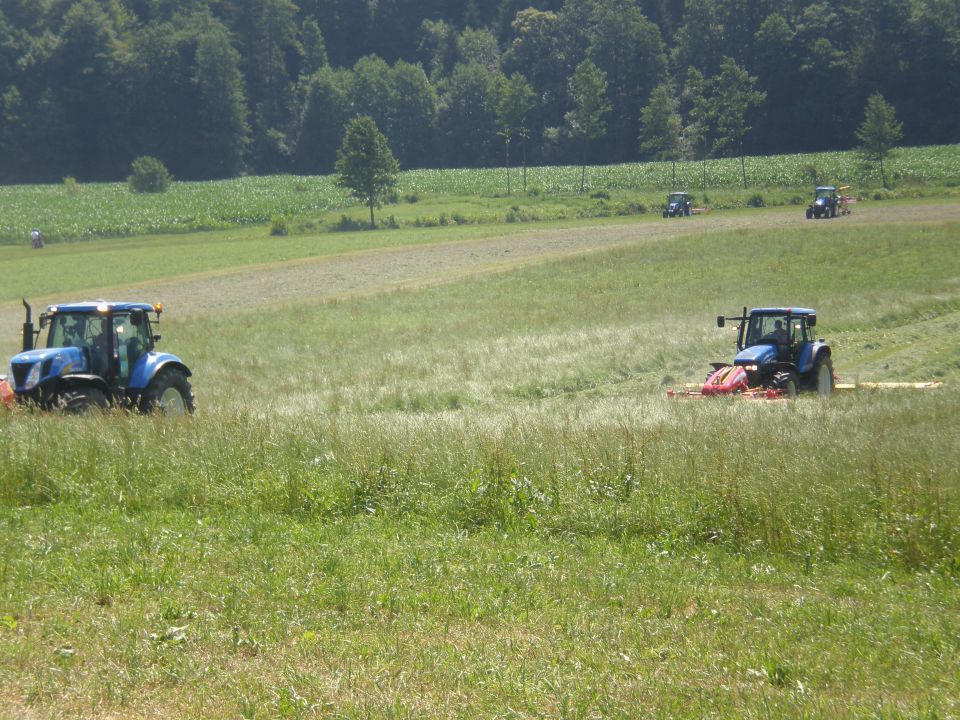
[269,215,289,236]
[590,190,610,200]
[63,176,81,196]
[747,193,765,207]
[334,214,368,231]
[127,156,172,193]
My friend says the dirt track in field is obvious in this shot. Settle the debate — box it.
[5,203,960,327]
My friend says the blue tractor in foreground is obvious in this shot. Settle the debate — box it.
[702,307,834,398]
[2,299,194,414]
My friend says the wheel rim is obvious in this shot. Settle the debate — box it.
[817,364,832,395]
[159,387,186,415]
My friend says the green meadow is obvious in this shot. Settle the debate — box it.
[0,195,958,717]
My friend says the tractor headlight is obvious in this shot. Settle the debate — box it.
[24,362,41,390]
[743,364,758,372]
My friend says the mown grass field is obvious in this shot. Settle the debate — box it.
[0,200,959,718]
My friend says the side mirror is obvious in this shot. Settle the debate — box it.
[716,316,725,328]
[153,335,161,343]
[808,314,817,327]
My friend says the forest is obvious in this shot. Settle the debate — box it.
[1,0,958,183]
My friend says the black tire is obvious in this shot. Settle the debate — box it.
[140,367,195,416]
[663,210,668,218]
[772,370,799,399]
[60,387,108,414]
[805,207,813,220]
[812,355,834,397]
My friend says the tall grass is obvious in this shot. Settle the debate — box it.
[1,214,958,717]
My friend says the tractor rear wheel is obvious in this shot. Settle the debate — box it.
[772,371,799,399]
[60,387,108,414]
[813,356,834,396]
[140,368,195,416]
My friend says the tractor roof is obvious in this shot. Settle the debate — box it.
[815,186,836,191]
[751,307,816,316]
[46,301,160,314]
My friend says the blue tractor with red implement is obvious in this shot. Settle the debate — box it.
[1,299,194,414]
[671,307,834,399]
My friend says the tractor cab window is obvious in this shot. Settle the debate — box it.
[46,313,110,375]
[816,188,835,199]
[746,315,791,346]
[112,312,151,380]
[47,313,86,349]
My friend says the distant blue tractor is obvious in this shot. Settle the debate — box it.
[806,186,840,219]
[663,191,692,217]
[707,307,834,397]
[3,299,194,414]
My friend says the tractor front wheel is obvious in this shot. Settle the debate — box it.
[60,387,108,414]
[140,368,195,416]
[772,371,799,399]
[813,356,834,396]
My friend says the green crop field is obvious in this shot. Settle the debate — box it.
[2,144,959,245]
[1,201,959,718]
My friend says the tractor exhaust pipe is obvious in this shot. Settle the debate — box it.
[22,298,34,352]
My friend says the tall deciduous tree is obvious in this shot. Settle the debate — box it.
[335,115,399,229]
[565,59,610,193]
[639,83,683,187]
[707,57,765,189]
[582,0,666,162]
[491,71,535,194]
[435,62,498,167]
[293,65,352,173]
[388,60,436,169]
[194,19,250,178]
[855,92,902,189]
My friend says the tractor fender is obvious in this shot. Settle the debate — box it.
[58,374,112,396]
[128,353,192,391]
[795,342,830,375]
[768,361,801,381]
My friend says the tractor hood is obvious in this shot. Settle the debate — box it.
[734,344,778,366]
[813,197,828,207]
[7,346,88,391]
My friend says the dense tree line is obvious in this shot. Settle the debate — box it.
[1,0,957,184]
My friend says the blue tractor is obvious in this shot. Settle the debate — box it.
[3,299,194,414]
[663,191,692,218]
[805,186,840,219]
[707,307,834,398]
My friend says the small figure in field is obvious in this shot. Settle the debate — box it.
[30,228,44,249]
